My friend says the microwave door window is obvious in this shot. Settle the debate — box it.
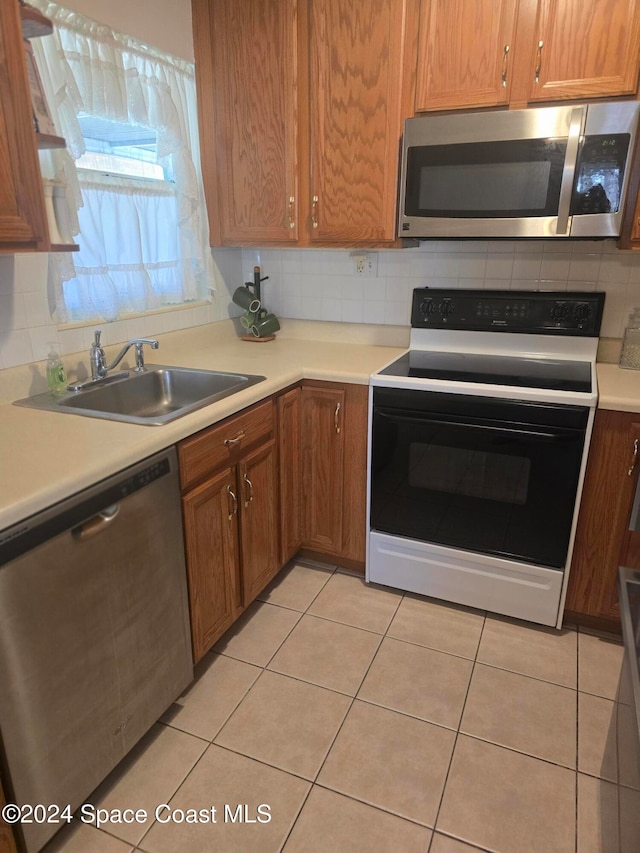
[405,138,566,218]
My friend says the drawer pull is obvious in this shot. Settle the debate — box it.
[243,473,254,507]
[629,438,639,476]
[334,402,341,434]
[224,430,246,447]
[227,485,238,519]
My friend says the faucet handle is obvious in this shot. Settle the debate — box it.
[92,330,102,348]
[131,338,159,371]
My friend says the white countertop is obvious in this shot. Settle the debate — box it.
[0,322,405,530]
[597,363,640,413]
[3,318,639,531]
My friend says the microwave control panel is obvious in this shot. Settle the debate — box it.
[411,288,605,336]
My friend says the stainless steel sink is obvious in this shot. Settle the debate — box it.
[14,366,266,425]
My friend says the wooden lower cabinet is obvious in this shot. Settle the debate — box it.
[301,381,369,569]
[237,440,279,604]
[566,409,640,627]
[278,387,303,564]
[179,399,280,662]
[179,381,369,658]
[182,466,241,663]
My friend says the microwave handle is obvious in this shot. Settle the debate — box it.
[556,107,585,235]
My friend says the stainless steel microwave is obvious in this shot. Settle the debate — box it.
[398,102,640,239]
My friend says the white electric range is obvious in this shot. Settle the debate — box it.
[367,288,605,628]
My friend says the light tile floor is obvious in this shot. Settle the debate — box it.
[44,559,640,853]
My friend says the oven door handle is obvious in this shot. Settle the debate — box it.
[375,409,577,441]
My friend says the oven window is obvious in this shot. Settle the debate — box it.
[409,444,531,505]
[370,393,588,569]
[405,138,566,218]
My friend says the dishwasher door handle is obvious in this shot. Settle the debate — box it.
[72,505,120,541]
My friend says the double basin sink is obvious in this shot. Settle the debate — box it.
[15,366,266,425]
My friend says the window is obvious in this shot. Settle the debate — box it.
[75,115,169,182]
[30,0,213,325]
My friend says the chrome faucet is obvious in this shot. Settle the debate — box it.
[89,330,159,380]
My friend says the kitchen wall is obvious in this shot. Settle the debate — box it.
[242,240,640,342]
[61,0,194,61]
[0,0,243,371]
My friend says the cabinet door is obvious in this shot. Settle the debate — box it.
[238,440,280,605]
[566,410,640,622]
[0,1,48,251]
[415,0,518,111]
[301,385,345,553]
[528,0,640,101]
[278,387,303,565]
[308,0,405,242]
[340,384,369,564]
[192,0,298,245]
[182,467,241,663]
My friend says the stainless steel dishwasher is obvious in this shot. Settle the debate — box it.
[0,447,193,852]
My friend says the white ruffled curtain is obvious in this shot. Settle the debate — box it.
[29,1,213,323]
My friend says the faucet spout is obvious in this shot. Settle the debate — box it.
[89,331,159,380]
[106,338,160,373]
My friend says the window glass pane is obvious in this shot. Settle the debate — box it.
[75,114,170,181]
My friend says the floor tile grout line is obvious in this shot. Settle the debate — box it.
[427,620,483,845]
[310,779,435,832]
[118,735,214,851]
[308,632,385,787]
[256,561,337,614]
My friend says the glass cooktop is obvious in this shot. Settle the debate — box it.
[379,350,592,393]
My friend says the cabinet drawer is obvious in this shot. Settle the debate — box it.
[179,399,274,490]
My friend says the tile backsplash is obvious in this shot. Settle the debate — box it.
[242,239,640,340]
[2,239,640,370]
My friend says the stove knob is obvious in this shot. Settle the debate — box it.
[573,303,593,321]
[439,300,454,317]
[419,298,436,319]
[550,302,569,320]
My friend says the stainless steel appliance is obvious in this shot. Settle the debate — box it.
[399,101,639,239]
[368,289,605,628]
[0,448,193,852]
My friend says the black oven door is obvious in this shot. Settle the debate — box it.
[370,388,589,569]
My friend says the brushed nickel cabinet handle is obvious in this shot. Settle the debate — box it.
[227,485,238,519]
[224,430,246,447]
[534,40,544,84]
[334,402,341,434]
[312,195,319,229]
[501,44,510,87]
[243,473,254,507]
[288,196,295,229]
[629,438,639,476]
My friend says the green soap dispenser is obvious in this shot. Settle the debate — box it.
[46,343,66,396]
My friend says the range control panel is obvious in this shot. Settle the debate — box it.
[411,288,605,336]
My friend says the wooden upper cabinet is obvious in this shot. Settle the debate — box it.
[308,0,406,242]
[528,0,640,101]
[415,0,518,111]
[192,0,416,246]
[192,0,298,245]
[0,0,48,251]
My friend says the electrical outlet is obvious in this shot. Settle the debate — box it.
[351,252,378,276]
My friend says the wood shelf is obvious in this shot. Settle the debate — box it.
[20,4,53,39]
[50,243,79,252]
[35,133,65,150]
